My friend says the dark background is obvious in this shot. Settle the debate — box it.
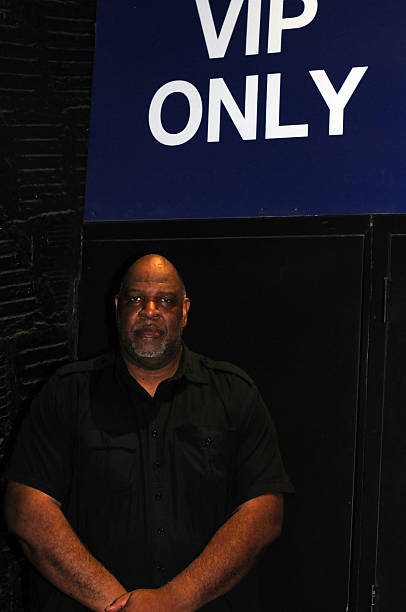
[0,2,405,612]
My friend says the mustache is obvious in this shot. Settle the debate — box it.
[132,325,164,336]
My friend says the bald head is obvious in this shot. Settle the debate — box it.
[119,254,186,298]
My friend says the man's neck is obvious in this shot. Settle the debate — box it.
[123,348,183,397]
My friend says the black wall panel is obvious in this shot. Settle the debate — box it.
[79,216,370,612]
[373,220,406,611]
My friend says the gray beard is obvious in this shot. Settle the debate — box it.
[125,334,170,359]
[120,330,183,370]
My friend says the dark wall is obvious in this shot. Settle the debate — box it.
[0,2,96,610]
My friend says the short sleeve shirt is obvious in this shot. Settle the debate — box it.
[6,346,293,611]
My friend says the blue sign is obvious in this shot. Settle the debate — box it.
[85,0,406,220]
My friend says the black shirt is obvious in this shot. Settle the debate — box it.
[6,346,293,611]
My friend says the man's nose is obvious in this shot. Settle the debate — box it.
[141,299,160,317]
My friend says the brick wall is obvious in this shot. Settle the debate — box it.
[0,1,96,609]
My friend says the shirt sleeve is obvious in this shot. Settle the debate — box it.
[5,374,77,504]
[232,385,294,508]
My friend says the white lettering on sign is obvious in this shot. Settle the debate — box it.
[309,67,369,135]
[265,73,308,139]
[147,2,368,146]
[208,75,259,141]
[195,0,318,58]
[268,0,318,53]
[148,69,368,146]
[148,80,203,146]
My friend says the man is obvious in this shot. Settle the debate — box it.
[5,254,293,611]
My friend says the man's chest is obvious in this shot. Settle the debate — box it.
[76,385,239,498]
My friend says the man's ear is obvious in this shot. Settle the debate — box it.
[114,295,119,321]
[182,297,190,327]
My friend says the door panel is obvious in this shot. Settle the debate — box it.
[375,233,406,611]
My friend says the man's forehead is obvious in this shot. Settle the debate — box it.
[127,277,179,289]
[125,266,182,290]
[121,255,185,293]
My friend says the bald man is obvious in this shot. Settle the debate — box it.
[5,255,293,612]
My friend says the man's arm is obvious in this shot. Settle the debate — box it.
[106,493,283,612]
[5,481,127,612]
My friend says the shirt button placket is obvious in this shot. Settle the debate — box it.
[152,424,161,495]
[152,427,164,506]
[151,421,166,580]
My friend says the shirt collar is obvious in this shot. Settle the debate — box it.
[115,344,209,389]
[179,345,209,385]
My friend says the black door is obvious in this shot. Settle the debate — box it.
[79,216,370,611]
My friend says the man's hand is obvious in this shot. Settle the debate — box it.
[105,586,182,612]
[105,591,132,611]
[107,494,282,612]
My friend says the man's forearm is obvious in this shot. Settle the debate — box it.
[167,493,283,610]
[5,482,126,611]
[107,493,283,612]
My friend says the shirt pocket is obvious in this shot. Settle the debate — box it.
[79,429,139,494]
[175,424,237,482]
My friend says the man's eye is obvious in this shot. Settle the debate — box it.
[129,296,142,303]
[160,297,173,304]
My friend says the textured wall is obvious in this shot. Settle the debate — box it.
[0,1,96,609]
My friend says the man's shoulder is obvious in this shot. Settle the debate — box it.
[54,352,115,379]
[185,347,256,388]
[202,355,256,386]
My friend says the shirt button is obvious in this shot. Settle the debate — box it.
[155,492,162,501]
[152,428,159,438]
[153,461,160,470]
[157,527,165,536]
[157,564,165,572]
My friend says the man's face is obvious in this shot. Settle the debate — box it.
[115,258,190,370]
